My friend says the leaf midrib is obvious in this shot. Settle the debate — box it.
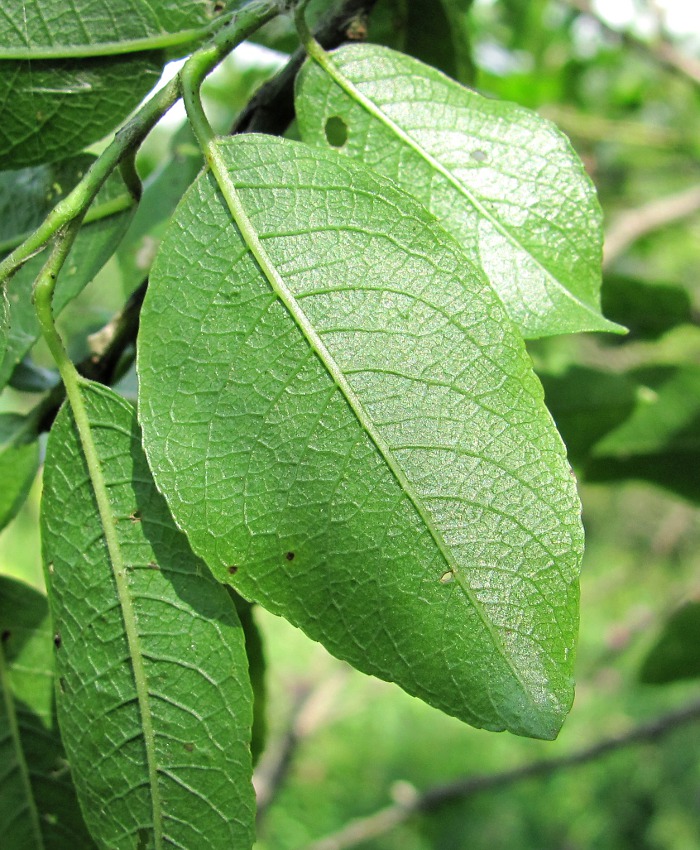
[209,141,538,714]
[308,46,610,325]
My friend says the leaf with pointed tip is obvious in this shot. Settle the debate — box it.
[138,135,583,740]
[0,54,161,170]
[42,382,255,849]
[295,44,622,338]
[0,0,239,59]
[0,157,135,389]
[0,413,40,532]
[0,575,97,850]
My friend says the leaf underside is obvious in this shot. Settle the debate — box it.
[138,135,582,740]
[0,575,96,850]
[295,43,622,339]
[42,383,255,849]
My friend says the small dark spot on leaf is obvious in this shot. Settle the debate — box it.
[285,551,295,561]
[213,0,225,11]
[1,629,11,643]
[183,742,195,752]
[59,677,66,693]
[54,632,61,649]
[471,149,487,162]
[227,565,239,575]
[324,116,348,148]
[130,510,142,522]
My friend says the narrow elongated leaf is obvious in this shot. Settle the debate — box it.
[0,55,161,169]
[138,135,583,739]
[640,602,700,684]
[0,160,135,389]
[42,383,255,849]
[0,413,39,532]
[295,44,622,338]
[0,0,237,59]
[0,575,96,850]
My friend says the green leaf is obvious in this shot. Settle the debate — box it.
[0,284,7,362]
[0,158,135,389]
[295,43,622,338]
[0,0,238,59]
[138,135,583,739]
[117,132,203,292]
[42,382,255,849]
[0,575,96,849]
[586,364,700,502]
[0,55,161,170]
[640,602,700,684]
[601,274,694,342]
[0,413,40,532]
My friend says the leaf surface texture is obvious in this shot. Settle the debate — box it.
[138,135,583,739]
[295,44,621,338]
[42,383,255,849]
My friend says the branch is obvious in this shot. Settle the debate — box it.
[603,184,700,268]
[231,0,378,136]
[565,0,700,89]
[304,697,700,850]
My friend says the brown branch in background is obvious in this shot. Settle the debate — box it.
[565,0,700,89]
[304,697,700,850]
[255,670,350,829]
[231,0,378,136]
[603,185,700,268]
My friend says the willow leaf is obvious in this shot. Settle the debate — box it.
[0,575,96,850]
[295,43,622,339]
[42,382,255,849]
[138,135,582,739]
[0,0,239,59]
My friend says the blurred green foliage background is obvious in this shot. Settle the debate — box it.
[2,0,700,847]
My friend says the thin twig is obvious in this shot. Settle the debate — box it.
[231,0,378,136]
[565,0,700,89]
[304,697,700,850]
[604,184,700,268]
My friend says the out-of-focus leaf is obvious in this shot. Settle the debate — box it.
[539,366,637,465]
[229,591,267,765]
[587,365,700,502]
[42,382,255,849]
[0,0,237,58]
[0,413,39,532]
[117,130,203,291]
[0,55,161,169]
[0,575,97,849]
[640,601,700,684]
[601,275,694,342]
[296,44,622,338]
[8,360,59,393]
[138,134,583,740]
[0,157,135,389]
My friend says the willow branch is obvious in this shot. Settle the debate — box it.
[565,0,700,89]
[305,697,700,850]
[604,184,700,268]
[231,0,378,136]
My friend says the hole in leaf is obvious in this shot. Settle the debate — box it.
[324,116,348,148]
[285,551,295,561]
[54,632,62,649]
[228,565,239,575]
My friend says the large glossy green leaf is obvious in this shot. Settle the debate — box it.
[295,44,622,338]
[586,364,700,503]
[0,54,161,169]
[0,157,135,389]
[138,135,583,739]
[42,383,255,849]
[0,413,39,532]
[0,575,96,850]
[640,602,700,684]
[0,0,238,59]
